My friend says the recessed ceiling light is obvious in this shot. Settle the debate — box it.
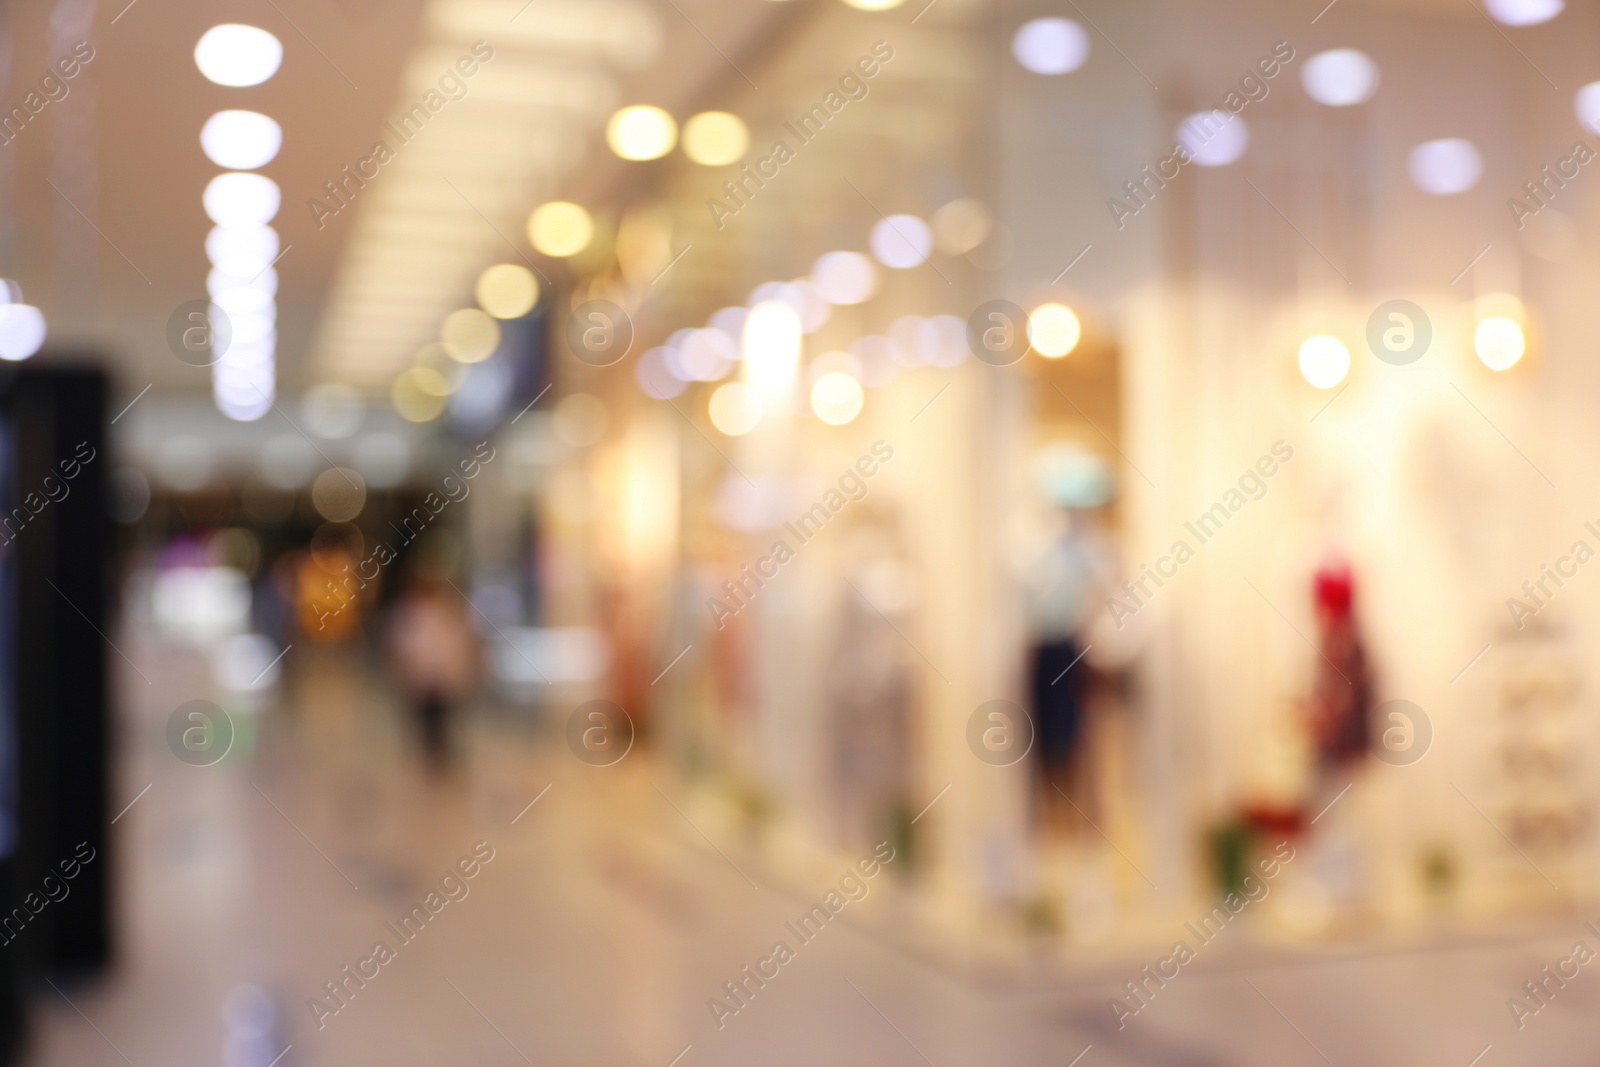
[1408,138,1483,195]
[869,216,933,269]
[527,201,593,257]
[1301,49,1379,107]
[203,172,281,227]
[682,111,749,166]
[195,24,283,87]
[474,264,539,319]
[606,105,677,161]
[1012,18,1090,75]
[1178,111,1249,166]
[201,110,282,170]
[0,304,46,361]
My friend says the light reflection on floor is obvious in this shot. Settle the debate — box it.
[22,646,1600,1067]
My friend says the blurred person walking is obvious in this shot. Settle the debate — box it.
[386,565,481,773]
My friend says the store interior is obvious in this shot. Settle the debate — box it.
[2,0,1599,1063]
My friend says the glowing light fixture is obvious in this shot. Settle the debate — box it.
[1011,18,1089,75]
[1027,303,1081,358]
[528,201,593,257]
[1178,111,1249,167]
[0,303,46,361]
[810,251,876,304]
[1474,318,1525,370]
[204,172,281,227]
[440,308,501,363]
[1484,0,1562,26]
[1474,297,1528,370]
[200,110,282,170]
[1576,82,1600,130]
[742,300,802,399]
[1298,335,1350,389]
[1301,49,1379,107]
[194,24,283,87]
[682,111,749,166]
[606,105,677,161]
[709,382,763,436]
[870,215,933,269]
[206,225,278,274]
[1408,139,1482,196]
[841,0,904,8]
[810,372,864,425]
[475,263,539,319]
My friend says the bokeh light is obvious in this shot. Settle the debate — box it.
[528,201,594,257]
[475,264,540,319]
[200,110,282,170]
[440,308,501,363]
[870,215,934,269]
[810,372,865,425]
[636,347,687,399]
[0,304,46,361]
[932,198,992,255]
[194,24,282,87]
[1178,111,1249,167]
[1301,49,1379,107]
[310,467,368,522]
[1484,0,1563,26]
[1027,303,1081,358]
[1011,18,1089,75]
[1475,317,1526,371]
[1408,139,1482,195]
[1574,81,1600,130]
[606,105,678,161]
[709,382,763,436]
[392,369,449,422]
[810,251,877,304]
[203,173,281,227]
[206,225,278,275]
[682,111,750,165]
[1298,335,1350,389]
[742,300,803,399]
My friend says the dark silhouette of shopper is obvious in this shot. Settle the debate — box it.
[387,569,480,772]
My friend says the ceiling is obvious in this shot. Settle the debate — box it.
[4,0,792,408]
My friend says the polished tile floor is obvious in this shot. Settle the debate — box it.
[23,646,1600,1066]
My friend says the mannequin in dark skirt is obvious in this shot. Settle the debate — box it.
[1031,637,1088,802]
